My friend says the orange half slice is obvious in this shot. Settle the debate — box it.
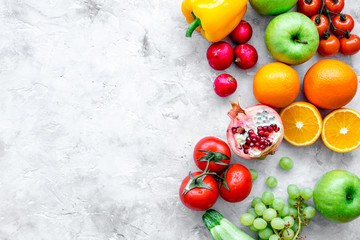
[322,108,360,153]
[280,102,322,147]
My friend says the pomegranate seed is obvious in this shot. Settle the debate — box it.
[255,142,260,147]
[268,140,273,145]
[271,124,277,129]
[246,137,251,144]
[275,127,280,132]
[251,138,257,143]
[248,129,254,134]
[232,127,237,134]
[257,126,263,131]
[269,128,274,133]
[264,132,270,137]
[243,144,249,149]
[250,133,257,139]
[237,127,245,134]
[244,149,249,154]
[250,143,254,147]
[264,141,269,146]
[260,145,266,150]
[258,130,264,136]
[259,139,265,145]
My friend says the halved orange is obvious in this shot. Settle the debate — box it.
[280,102,322,147]
[322,108,360,153]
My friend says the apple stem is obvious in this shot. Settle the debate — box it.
[347,196,354,201]
[295,39,308,44]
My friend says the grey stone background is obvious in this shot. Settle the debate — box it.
[0,0,360,239]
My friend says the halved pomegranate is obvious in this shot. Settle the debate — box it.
[227,98,284,159]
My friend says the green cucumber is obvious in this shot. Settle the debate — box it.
[203,209,255,240]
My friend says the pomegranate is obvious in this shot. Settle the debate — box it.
[234,44,258,70]
[230,20,253,44]
[206,41,233,71]
[213,74,237,97]
[226,98,284,159]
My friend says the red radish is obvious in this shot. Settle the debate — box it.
[213,74,237,97]
[234,44,258,70]
[206,41,233,71]
[226,97,284,159]
[230,20,253,44]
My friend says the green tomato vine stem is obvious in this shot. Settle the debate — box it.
[319,0,348,36]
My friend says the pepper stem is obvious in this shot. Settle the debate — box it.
[186,17,201,38]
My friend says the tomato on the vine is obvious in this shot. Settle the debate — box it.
[179,172,219,211]
[297,0,321,17]
[340,34,360,55]
[323,0,344,14]
[310,14,329,38]
[332,14,355,36]
[219,164,252,203]
[193,136,231,173]
[318,34,340,56]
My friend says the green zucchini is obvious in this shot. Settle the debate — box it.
[202,209,255,240]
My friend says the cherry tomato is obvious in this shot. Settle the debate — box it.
[340,34,360,55]
[179,172,219,211]
[323,0,344,14]
[311,14,330,38]
[332,14,355,36]
[193,136,231,173]
[318,34,340,56]
[219,164,252,203]
[297,0,321,17]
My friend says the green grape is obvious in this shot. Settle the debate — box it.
[287,184,300,199]
[291,221,302,234]
[263,208,277,222]
[240,213,255,226]
[300,188,313,200]
[283,216,295,228]
[266,176,278,188]
[287,197,298,208]
[262,191,275,205]
[255,202,267,216]
[303,206,316,219]
[271,217,285,230]
[289,207,298,218]
[249,169,258,181]
[283,228,294,240]
[272,197,285,211]
[252,197,263,208]
[299,202,309,212]
[259,227,273,239]
[279,157,293,170]
[279,205,290,217]
[249,224,258,232]
[247,208,257,217]
[269,235,280,240]
[253,218,267,230]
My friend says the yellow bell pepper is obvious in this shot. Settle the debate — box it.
[181,0,248,43]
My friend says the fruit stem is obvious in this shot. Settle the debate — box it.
[186,14,201,38]
[321,0,347,35]
[347,196,354,201]
[295,39,308,44]
[293,199,302,240]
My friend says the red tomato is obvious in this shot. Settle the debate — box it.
[318,34,340,56]
[311,14,330,38]
[340,34,360,55]
[323,0,344,14]
[297,0,321,17]
[193,136,231,173]
[332,14,355,36]
[219,164,252,203]
[179,172,219,211]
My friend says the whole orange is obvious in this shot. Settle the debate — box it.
[253,62,300,108]
[303,59,358,109]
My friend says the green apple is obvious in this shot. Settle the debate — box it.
[264,12,319,65]
[313,170,360,223]
[249,0,297,16]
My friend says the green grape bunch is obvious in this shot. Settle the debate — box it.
[240,183,316,240]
